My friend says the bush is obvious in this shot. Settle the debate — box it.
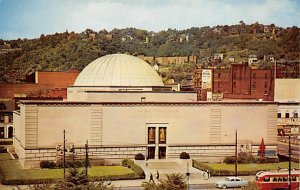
[121,159,145,178]
[238,152,255,164]
[224,156,236,164]
[180,152,190,159]
[40,161,56,169]
[134,153,145,160]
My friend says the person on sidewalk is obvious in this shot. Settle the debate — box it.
[156,170,160,181]
[149,173,154,182]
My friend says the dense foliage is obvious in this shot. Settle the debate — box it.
[0,23,299,83]
[179,152,190,159]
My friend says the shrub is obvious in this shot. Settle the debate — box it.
[134,153,145,160]
[40,161,51,169]
[238,152,255,164]
[121,159,145,178]
[224,156,236,164]
[180,152,190,159]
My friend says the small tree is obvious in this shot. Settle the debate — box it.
[142,173,188,190]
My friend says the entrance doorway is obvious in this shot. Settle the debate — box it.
[147,124,168,159]
[159,147,166,159]
[0,127,4,139]
[148,147,155,159]
[8,126,13,138]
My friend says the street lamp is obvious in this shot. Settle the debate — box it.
[186,162,190,190]
[235,130,238,177]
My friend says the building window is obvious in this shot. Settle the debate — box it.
[265,73,268,79]
[253,73,256,79]
[218,73,221,78]
[285,112,289,118]
[277,113,281,118]
[264,82,268,88]
[218,82,221,88]
[233,73,237,79]
[159,127,167,144]
[252,82,256,88]
[233,82,237,88]
[148,127,156,144]
[293,112,298,118]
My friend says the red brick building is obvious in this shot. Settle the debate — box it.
[0,70,79,99]
[194,64,274,101]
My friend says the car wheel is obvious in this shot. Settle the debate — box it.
[221,185,227,189]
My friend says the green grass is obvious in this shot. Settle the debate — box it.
[203,162,300,172]
[0,153,133,180]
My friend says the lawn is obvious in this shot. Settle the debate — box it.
[0,153,133,180]
[202,162,300,171]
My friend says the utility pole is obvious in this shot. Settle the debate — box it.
[288,135,291,190]
[63,130,66,179]
[235,130,238,177]
[85,140,89,176]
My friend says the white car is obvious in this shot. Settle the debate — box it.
[216,177,248,189]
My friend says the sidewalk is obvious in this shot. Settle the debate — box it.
[110,175,255,188]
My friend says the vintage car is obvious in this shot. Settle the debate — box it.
[216,177,248,189]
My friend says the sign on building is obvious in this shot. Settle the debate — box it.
[201,69,212,90]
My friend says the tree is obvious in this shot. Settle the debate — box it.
[142,173,188,190]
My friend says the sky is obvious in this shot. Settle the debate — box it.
[0,0,299,40]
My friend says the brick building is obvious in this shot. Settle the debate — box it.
[0,70,79,99]
[194,63,274,101]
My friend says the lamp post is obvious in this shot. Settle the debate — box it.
[186,162,190,190]
[288,135,291,190]
[235,130,238,177]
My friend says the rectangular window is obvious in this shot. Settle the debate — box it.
[233,82,237,88]
[265,73,268,79]
[233,73,237,79]
[264,82,268,88]
[148,127,155,144]
[253,73,256,79]
[277,113,281,118]
[218,82,221,88]
[252,82,256,88]
[294,112,298,118]
[159,127,166,144]
[285,113,289,118]
[218,73,221,78]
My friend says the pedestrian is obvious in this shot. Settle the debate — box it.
[156,170,160,180]
[149,173,154,182]
[203,171,208,180]
[207,169,211,179]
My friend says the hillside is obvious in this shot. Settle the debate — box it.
[0,22,299,83]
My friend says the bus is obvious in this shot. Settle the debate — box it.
[256,169,300,190]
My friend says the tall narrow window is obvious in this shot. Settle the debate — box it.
[233,82,237,88]
[264,82,268,88]
[285,112,289,118]
[148,127,155,144]
[253,73,256,79]
[252,82,256,88]
[277,113,281,118]
[159,127,166,144]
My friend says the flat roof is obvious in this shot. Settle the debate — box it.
[18,100,279,105]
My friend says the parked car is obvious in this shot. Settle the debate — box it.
[216,177,248,189]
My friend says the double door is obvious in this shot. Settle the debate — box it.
[147,126,167,159]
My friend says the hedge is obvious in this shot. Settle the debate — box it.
[192,159,262,176]
[180,152,190,159]
[1,159,145,185]
[121,159,145,178]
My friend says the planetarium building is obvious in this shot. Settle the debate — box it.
[13,54,278,168]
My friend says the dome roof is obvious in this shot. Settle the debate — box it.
[74,54,164,87]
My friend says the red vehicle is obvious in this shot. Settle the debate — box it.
[256,169,300,190]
